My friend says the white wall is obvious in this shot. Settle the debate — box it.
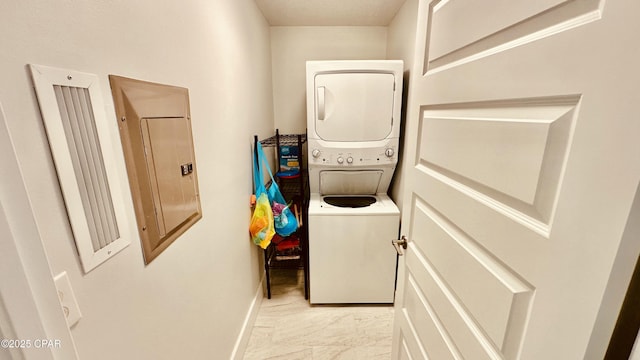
[0,0,273,359]
[270,26,388,134]
[386,0,419,210]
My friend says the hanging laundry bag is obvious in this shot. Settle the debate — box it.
[256,142,298,237]
[250,144,275,249]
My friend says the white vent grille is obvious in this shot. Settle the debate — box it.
[30,64,130,273]
[53,85,119,251]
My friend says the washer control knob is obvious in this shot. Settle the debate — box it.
[311,149,321,158]
[337,156,344,164]
[346,156,354,164]
[385,148,395,157]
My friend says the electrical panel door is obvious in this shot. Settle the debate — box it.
[140,117,198,239]
[110,75,202,264]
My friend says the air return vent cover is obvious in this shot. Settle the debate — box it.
[30,64,130,273]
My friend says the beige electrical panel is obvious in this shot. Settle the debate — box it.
[109,75,201,264]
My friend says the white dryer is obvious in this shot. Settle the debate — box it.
[306,60,403,304]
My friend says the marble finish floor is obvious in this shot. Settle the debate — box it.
[243,269,394,359]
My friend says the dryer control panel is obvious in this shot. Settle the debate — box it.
[308,141,398,167]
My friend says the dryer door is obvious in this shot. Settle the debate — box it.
[314,72,395,142]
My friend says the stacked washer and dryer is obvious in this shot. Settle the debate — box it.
[306,60,404,304]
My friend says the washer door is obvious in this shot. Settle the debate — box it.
[313,72,395,142]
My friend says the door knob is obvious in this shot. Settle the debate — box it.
[392,236,408,256]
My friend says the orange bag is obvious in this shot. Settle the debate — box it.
[250,192,275,249]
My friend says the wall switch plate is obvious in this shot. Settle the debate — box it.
[53,271,82,327]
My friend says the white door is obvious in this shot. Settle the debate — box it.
[392,0,640,359]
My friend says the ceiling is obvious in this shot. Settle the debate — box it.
[254,0,408,26]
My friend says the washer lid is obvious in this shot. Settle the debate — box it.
[320,170,382,195]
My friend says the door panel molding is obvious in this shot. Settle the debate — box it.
[414,95,579,237]
[402,269,459,359]
[426,0,602,74]
[412,197,534,354]
[407,246,499,358]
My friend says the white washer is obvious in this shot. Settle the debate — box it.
[306,60,403,304]
[308,194,399,304]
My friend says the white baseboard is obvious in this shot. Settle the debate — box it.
[230,277,264,360]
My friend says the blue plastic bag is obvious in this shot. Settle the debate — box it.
[256,143,298,237]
